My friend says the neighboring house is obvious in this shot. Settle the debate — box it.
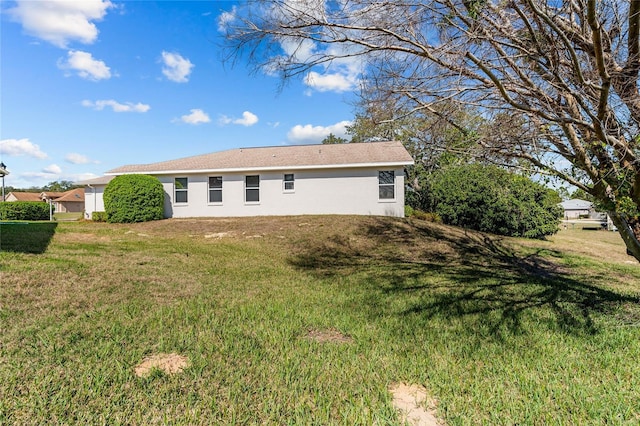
[5,192,43,202]
[43,188,85,213]
[80,141,414,219]
[5,189,85,213]
[560,199,593,219]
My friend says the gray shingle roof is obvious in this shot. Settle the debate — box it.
[560,199,592,210]
[106,141,414,175]
[76,176,115,186]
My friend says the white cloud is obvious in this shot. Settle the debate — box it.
[65,153,98,164]
[43,164,62,174]
[21,171,98,186]
[287,120,352,144]
[178,109,211,125]
[0,138,48,159]
[217,6,237,31]
[58,50,111,80]
[219,111,259,127]
[82,99,150,112]
[234,111,259,126]
[304,71,357,93]
[7,0,113,48]
[161,51,194,83]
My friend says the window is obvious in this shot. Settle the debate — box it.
[209,176,222,203]
[283,173,295,192]
[378,171,395,200]
[245,175,260,202]
[175,177,188,203]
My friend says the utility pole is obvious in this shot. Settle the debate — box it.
[0,162,8,201]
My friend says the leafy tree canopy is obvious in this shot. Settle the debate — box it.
[321,133,348,144]
[43,180,79,192]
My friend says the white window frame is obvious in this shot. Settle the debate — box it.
[283,173,295,192]
[208,176,223,204]
[245,175,260,203]
[174,177,188,204]
[378,171,395,201]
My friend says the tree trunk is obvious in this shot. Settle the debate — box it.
[608,212,640,261]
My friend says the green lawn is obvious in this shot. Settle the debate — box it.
[53,212,83,221]
[1,216,639,424]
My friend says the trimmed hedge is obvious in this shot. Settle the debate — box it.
[103,174,165,223]
[0,201,51,221]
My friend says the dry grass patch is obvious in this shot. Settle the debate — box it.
[134,353,190,377]
[303,328,353,344]
[529,228,633,265]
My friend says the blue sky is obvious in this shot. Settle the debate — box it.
[0,1,359,189]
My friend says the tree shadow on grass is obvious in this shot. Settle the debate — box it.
[289,217,640,336]
[0,222,58,254]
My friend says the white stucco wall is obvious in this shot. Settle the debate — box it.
[563,209,591,219]
[163,167,405,218]
[84,185,106,219]
[87,167,407,219]
[159,169,404,217]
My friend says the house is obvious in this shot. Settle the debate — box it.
[5,192,43,202]
[559,199,593,219]
[77,175,114,219]
[5,189,85,213]
[80,141,414,219]
[43,188,85,213]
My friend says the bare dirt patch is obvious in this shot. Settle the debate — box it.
[303,328,353,344]
[134,353,190,377]
[203,232,231,239]
[58,232,113,243]
[389,383,443,426]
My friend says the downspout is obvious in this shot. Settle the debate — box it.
[87,184,95,220]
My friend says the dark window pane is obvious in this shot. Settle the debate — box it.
[378,171,394,185]
[209,190,222,203]
[246,175,259,187]
[175,177,188,189]
[175,191,188,203]
[284,181,294,191]
[246,188,260,202]
[209,176,222,188]
[379,185,394,199]
[284,174,294,182]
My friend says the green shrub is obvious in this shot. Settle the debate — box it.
[404,205,414,217]
[92,211,108,222]
[412,210,442,223]
[0,201,51,221]
[430,164,562,238]
[103,175,165,223]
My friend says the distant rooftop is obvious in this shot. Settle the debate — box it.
[560,199,593,210]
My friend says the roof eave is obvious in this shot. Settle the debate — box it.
[106,161,415,176]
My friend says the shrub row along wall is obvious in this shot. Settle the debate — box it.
[0,201,51,221]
